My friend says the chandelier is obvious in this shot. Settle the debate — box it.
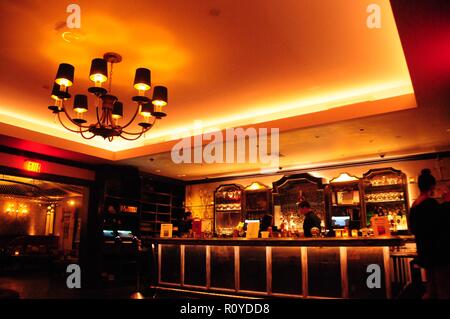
[48,52,168,141]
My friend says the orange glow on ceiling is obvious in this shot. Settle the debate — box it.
[0,81,414,153]
[0,0,415,159]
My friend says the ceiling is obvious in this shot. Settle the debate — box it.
[0,1,413,150]
[122,103,450,181]
[0,174,84,199]
[0,0,448,181]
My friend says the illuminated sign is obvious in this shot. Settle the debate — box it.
[24,160,41,173]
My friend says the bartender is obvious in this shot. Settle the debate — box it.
[260,213,273,231]
[176,211,193,235]
[298,201,321,237]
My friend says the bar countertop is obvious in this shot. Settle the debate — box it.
[150,236,406,247]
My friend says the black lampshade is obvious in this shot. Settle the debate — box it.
[73,94,88,113]
[89,58,108,84]
[112,101,123,119]
[151,86,168,106]
[55,63,74,87]
[133,68,151,91]
[140,102,152,117]
[51,83,70,100]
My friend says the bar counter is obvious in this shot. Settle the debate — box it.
[150,236,411,299]
[152,236,403,246]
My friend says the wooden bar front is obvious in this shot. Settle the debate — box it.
[151,237,405,299]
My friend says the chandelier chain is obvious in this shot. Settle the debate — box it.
[108,62,114,93]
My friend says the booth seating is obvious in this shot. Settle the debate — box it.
[0,235,59,272]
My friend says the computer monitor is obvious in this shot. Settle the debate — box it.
[103,230,115,238]
[117,230,134,239]
[102,230,116,244]
[331,216,350,228]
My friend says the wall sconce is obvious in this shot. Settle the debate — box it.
[47,203,56,215]
[5,202,29,215]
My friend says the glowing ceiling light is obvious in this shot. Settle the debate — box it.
[133,68,151,92]
[54,63,74,90]
[89,58,108,84]
[245,182,267,190]
[330,173,360,183]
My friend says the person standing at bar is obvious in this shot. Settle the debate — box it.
[409,169,450,299]
[441,182,450,220]
[299,201,321,237]
[176,211,193,236]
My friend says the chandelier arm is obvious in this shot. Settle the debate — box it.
[108,108,114,127]
[106,108,112,126]
[121,117,157,135]
[120,104,141,129]
[57,112,90,133]
[96,106,101,125]
[61,107,90,129]
[57,113,81,133]
[120,130,144,136]
[79,130,97,140]
[101,107,107,124]
[94,96,103,126]
[119,132,145,141]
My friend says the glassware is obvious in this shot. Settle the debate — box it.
[360,228,368,237]
[342,227,349,238]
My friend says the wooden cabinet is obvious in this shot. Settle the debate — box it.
[243,182,272,221]
[214,184,243,235]
[99,169,185,245]
[326,173,364,229]
[102,195,140,235]
[272,174,326,230]
[139,175,185,243]
[100,166,141,237]
[362,167,409,232]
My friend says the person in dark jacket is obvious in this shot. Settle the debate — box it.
[409,169,450,298]
[177,211,193,235]
[441,183,450,222]
[299,201,321,237]
[260,214,273,231]
[440,183,450,259]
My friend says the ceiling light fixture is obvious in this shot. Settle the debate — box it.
[48,52,168,141]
